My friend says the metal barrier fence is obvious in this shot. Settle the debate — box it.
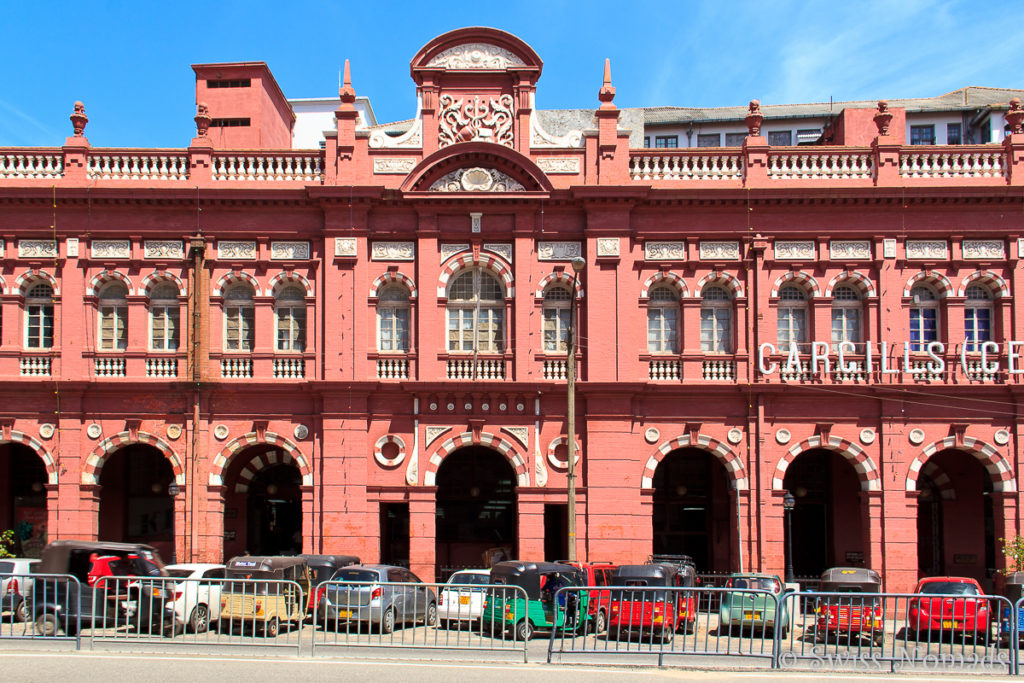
[310,580,529,662]
[548,586,779,667]
[0,572,81,646]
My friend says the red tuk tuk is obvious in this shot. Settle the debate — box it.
[815,567,885,646]
[608,563,697,640]
[558,560,617,633]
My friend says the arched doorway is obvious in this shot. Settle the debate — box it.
[98,444,175,561]
[916,449,995,584]
[435,447,517,572]
[782,449,865,578]
[0,444,48,557]
[223,447,302,559]
[652,447,732,572]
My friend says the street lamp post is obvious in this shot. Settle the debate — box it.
[566,256,586,562]
[783,490,796,584]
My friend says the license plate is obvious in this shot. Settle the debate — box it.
[336,610,350,618]
[744,611,762,620]
[942,620,960,629]
[459,596,470,605]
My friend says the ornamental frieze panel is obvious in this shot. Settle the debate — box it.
[483,244,512,262]
[829,240,871,260]
[372,157,418,174]
[18,240,57,258]
[962,239,1005,260]
[537,241,582,261]
[700,241,740,261]
[271,241,310,260]
[774,240,815,260]
[905,240,948,260]
[91,240,130,259]
[426,43,526,70]
[645,241,687,261]
[597,238,620,258]
[438,94,514,148]
[369,117,423,149]
[144,240,184,259]
[218,241,256,260]
[429,167,524,192]
[536,157,582,173]
[371,242,415,261]
[334,238,357,258]
[440,244,470,262]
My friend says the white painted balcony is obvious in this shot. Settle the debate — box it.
[446,357,505,380]
[377,357,409,380]
[19,356,52,376]
[94,357,126,377]
[146,357,179,378]
[87,151,189,180]
[273,357,305,379]
[0,151,63,179]
[221,357,253,379]
[212,152,323,182]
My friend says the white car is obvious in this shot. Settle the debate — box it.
[438,569,491,627]
[1,558,39,623]
[163,563,226,633]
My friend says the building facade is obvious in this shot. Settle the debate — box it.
[2,27,1024,593]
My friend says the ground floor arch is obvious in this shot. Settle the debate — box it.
[0,443,49,557]
[222,446,303,559]
[97,443,176,561]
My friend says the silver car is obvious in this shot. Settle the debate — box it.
[1,558,39,623]
[318,565,436,634]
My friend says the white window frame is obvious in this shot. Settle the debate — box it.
[377,283,411,353]
[777,284,808,352]
[909,285,939,351]
[274,285,306,353]
[542,285,572,354]
[700,285,732,353]
[964,284,993,353]
[98,282,128,352]
[446,269,505,354]
[830,284,862,345]
[25,282,54,350]
[148,283,180,352]
[224,283,255,352]
[647,285,680,354]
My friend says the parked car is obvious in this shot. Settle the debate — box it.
[221,556,310,637]
[163,563,226,634]
[481,561,589,640]
[32,540,172,637]
[608,563,697,640]
[813,567,883,646]
[0,558,39,622]
[298,554,360,614]
[908,576,990,640]
[438,569,491,627]
[558,560,617,633]
[719,572,789,637]
[318,564,437,634]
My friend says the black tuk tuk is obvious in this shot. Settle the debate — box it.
[298,554,360,612]
[480,561,588,640]
[815,567,884,645]
[608,563,697,638]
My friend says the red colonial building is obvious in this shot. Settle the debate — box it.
[2,27,1023,593]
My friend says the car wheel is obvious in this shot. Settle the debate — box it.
[381,608,395,634]
[189,604,209,634]
[34,612,59,637]
[426,602,437,626]
[14,598,28,623]
[873,632,884,647]
[514,619,533,641]
[265,617,279,638]
[594,609,607,634]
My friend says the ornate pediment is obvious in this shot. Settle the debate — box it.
[426,43,526,70]
[429,167,525,192]
[438,94,514,148]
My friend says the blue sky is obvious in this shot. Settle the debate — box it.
[1,0,1021,147]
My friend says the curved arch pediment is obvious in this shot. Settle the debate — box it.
[400,142,553,194]
[411,27,543,74]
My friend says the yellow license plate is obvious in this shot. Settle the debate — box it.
[337,610,350,618]
[942,620,960,629]
[459,596,470,605]
[744,612,762,620]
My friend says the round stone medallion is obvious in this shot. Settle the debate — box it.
[644,427,660,444]
[775,429,791,445]
[39,423,55,440]
[994,429,1011,445]
[727,428,743,445]
[86,423,102,440]
[166,424,182,440]
[214,424,230,441]
[294,424,309,440]
[374,435,406,468]
[908,428,925,445]
[859,428,875,445]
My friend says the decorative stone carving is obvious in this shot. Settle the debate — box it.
[334,238,357,257]
[1007,98,1024,135]
[369,117,423,149]
[547,438,581,469]
[218,241,256,260]
[271,241,310,260]
[644,427,660,444]
[438,94,514,148]
[874,101,893,136]
[404,449,418,485]
[440,244,470,262]
[645,241,687,260]
[536,156,581,173]
[429,167,524,192]
[144,240,184,259]
[530,106,584,148]
[372,158,417,174]
[86,423,102,439]
[91,240,130,259]
[883,239,897,258]
[597,238,619,258]
[502,427,529,448]
[214,424,229,440]
[425,426,449,446]
[745,100,763,136]
[775,428,791,445]
[727,428,743,445]
[19,240,58,258]
[39,423,55,440]
[70,101,88,137]
[908,428,925,445]
[700,241,740,261]
[906,240,948,260]
[426,43,526,70]
[859,428,876,445]
[774,240,815,260]
[995,429,1011,445]
[0,238,4,257]
[830,240,871,260]
[470,213,482,233]
[483,244,512,262]
[293,424,309,440]
[962,240,1005,260]
[537,242,582,261]
[166,424,182,440]
[373,435,405,467]
[535,450,548,487]
[65,238,78,257]
[371,242,415,261]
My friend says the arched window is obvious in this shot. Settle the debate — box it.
[542,285,572,353]
[224,282,255,352]
[149,283,179,351]
[700,285,732,353]
[25,282,54,349]
[964,284,993,352]
[777,284,808,352]
[377,283,411,352]
[274,285,306,352]
[647,285,679,354]
[446,270,504,353]
[909,285,939,351]
[98,282,128,351]
[831,284,862,345]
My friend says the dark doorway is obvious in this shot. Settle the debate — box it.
[98,445,175,561]
[245,464,302,556]
[0,444,48,557]
[544,504,568,561]
[652,448,732,572]
[380,502,410,567]
[435,447,517,572]
[917,473,944,576]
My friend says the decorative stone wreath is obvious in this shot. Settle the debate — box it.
[374,434,407,467]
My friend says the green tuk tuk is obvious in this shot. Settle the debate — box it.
[481,561,589,640]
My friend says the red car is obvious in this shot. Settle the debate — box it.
[908,577,990,639]
[558,561,617,633]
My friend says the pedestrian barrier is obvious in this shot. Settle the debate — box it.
[547,586,779,668]
[310,580,529,662]
[0,573,81,647]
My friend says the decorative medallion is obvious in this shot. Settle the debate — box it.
[905,240,948,260]
[144,240,184,259]
[440,244,470,262]
[65,238,79,258]
[214,424,230,441]
[334,238,357,258]
[429,167,524,192]
[775,429,791,445]
[481,403,490,411]
[994,429,1011,446]
[499,403,507,412]
[447,403,455,411]
[293,424,309,440]
[218,241,256,260]
[427,43,526,70]
[463,402,473,412]
[483,244,512,262]
[727,428,743,445]
[830,240,872,261]
[429,402,439,412]
[908,428,925,445]
[516,403,525,412]
[373,434,406,468]
[86,423,102,439]
[774,241,815,260]
[166,424,182,440]
[700,241,740,261]
[39,423,55,440]
[438,94,514,148]
[645,241,686,261]
[425,426,450,446]
[536,157,581,173]
[644,427,660,444]
[537,242,582,261]
[597,238,620,258]
[19,240,58,258]
[502,427,529,448]
[271,241,310,260]
[962,240,1005,260]
[372,157,418,174]
[371,242,415,261]
[547,437,581,469]
[91,240,130,259]
[859,428,876,445]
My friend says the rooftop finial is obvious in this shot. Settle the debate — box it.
[873,100,893,136]
[745,100,763,136]
[70,101,88,137]
[194,102,212,138]
[1007,97,1024,135]
[340,59,356,105]
[598,58,616,109]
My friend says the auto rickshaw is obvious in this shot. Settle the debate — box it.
[221,556,311,637]
[1000,571,1024,643]
[814,567,884,646]
[480,561,589,640]
[607,563,697,640]
[298,554,360,613]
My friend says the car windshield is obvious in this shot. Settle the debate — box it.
[165,569,194,579]
[919,581,979,595]
[731,577,779,592]
[333,569,379,583]
[449,573,489,586]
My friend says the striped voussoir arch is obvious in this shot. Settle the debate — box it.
[641,433,748,491]
[959,270,1009,297]
[903,271,953,298]
[212,271,260,297]
[88,269,133,296]
[268,270,314,297]
[825,270,877,297]
[640,271,688,299]
[141,270,186,297]
[423,431,529,487]
[232,448,303,493]
[906,435,1016,493]
[209,431,312,487]
[83,431,184,486]
[370,271,418,298]
[0,274,6,295]
[16,269,59,295]
[772,434,881,492]
[437,254,514,298]
[770,271,820,298]
[918,460,955,500]
[3,431,57,485]
[535,271,584,298]
[694,271,744,298]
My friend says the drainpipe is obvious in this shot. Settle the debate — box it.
[189,233,206,561]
